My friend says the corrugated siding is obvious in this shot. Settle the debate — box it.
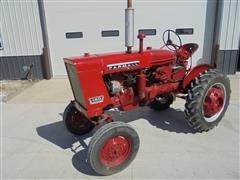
[0,0,43,56]
[217,50,239,74]
[216,0,239,74]
[0,55,44,80]
[219,0,239,50]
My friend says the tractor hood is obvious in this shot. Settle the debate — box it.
[64,49,176,74]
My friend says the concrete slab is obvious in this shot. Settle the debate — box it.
[7,78,73,104]
[1,76,239,179]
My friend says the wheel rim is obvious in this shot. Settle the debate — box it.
[203,83,226,122]
[70,109,93,131]
[100,136,131,168]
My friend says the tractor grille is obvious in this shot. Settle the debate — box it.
[65,63,86,108]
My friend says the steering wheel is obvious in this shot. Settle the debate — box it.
[162,29,182,51]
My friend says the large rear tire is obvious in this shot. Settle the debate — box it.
[185,69,230,132]
[63,103,95,135]
[87,122,140,175]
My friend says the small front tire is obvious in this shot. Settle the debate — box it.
[150,93,174,111]
[87,122,140,175]
[63,103,95,135]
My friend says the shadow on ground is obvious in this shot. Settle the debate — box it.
[110,107,194,134]
[36,120,100,176]
[36,106,194,176]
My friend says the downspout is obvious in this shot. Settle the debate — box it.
[211,0,224,67]
[38,0,52,79]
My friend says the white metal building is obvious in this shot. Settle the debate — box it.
[0,0,239,80]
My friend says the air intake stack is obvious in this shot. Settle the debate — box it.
[125,0,134,53]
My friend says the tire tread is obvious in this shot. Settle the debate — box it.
[184,69,230,132]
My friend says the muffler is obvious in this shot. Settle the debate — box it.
[125,0,134,53]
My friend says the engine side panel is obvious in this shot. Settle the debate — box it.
[77,69,113,117]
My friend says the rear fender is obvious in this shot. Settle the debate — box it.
[182,64,213,90]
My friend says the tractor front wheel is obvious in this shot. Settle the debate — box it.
[87,122,140,175]
[185,69,230,132]
[150,93,174,111]
[63,103,95,135]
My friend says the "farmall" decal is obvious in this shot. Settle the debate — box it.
[107,60,140,70]
[89,95,104,104]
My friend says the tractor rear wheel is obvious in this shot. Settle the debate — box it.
[150,93,174,111]
[63,103,95,135]
[185,69,230,132]
[87,122,140,175]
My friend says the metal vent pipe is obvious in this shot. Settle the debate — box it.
[125,0,134,53]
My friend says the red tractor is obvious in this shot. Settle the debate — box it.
[63,0,230,176]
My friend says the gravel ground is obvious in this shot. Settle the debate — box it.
[0,80,36,102]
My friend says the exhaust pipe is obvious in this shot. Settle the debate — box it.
[125,0,134,53]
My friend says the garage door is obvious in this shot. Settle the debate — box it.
[43,0,216,76]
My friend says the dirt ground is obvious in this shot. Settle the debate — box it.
[0,80,37,102]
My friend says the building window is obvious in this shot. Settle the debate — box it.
[0,41,3,50]
[175,28,194,35]
[138,29,156,36]
[101,30,119,37]
[0,33,3,50]
[66,32,83,39]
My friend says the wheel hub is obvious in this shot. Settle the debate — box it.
[203,87,225,117]
[100,136,131,168]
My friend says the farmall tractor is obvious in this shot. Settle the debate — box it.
[63,0,230,176]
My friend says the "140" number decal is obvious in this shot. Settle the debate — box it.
[89,95,104,104]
